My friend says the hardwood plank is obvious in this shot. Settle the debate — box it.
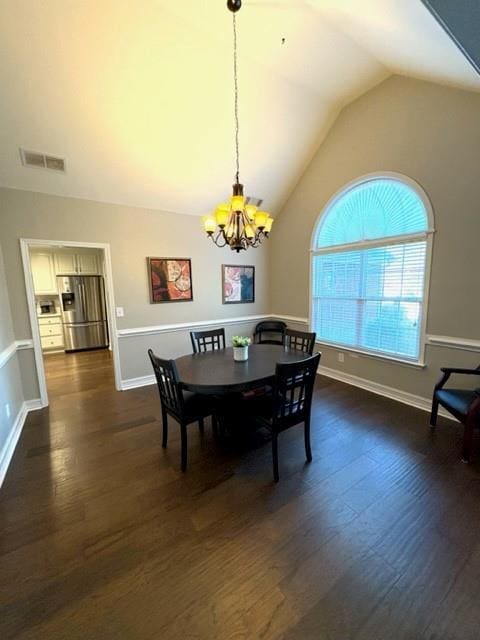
[0,349,479,639]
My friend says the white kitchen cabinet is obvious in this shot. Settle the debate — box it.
[31,253,57,294]
[41,334,64,350]
[55,252,100,275]
[54,252,78,275]
[38,316,64,351]
[77,252,99,274]
[39,323,61,338]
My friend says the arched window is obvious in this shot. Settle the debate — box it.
[311,174,434,363]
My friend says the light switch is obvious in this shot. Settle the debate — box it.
[116,307,125,318]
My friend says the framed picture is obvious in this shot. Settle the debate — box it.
[147,257,193,303]
[222,264,255,304]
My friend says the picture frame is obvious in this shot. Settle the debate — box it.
[222,264,255,304]
[147,257,193,303]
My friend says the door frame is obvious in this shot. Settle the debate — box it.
[20,238,122,407]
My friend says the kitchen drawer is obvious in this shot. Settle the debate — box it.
[38,316,61,326]
[39,324,63,337]
[41,335,64,350]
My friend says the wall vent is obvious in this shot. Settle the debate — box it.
[20,148,66,172]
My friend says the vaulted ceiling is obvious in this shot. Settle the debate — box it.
[0,0,478,216]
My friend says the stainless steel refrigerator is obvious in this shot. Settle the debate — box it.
[57,275,109,352]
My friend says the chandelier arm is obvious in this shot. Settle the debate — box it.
[252,232,263,248]
[210,230,228,248]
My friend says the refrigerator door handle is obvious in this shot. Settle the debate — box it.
[64,322,99,328]
[63,320,109,351]
[78,282,86,313]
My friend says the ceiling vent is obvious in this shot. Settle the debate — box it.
[246,196,263,207]
[20,148,66,173]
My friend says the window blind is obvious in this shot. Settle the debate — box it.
[312,241,427,360]
[316,179,428,248]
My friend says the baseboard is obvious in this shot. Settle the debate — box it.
[0,399,43,488]
[122,362,454,423]
[0,404,27,487]
[317,365,455,421]
[120,374,156,390]
[25,398,44,411]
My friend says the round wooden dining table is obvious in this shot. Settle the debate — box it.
[175,344,311,394]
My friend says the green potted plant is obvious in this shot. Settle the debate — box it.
[232,335,251,362]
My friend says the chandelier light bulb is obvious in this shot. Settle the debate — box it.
[215,204,230,228]
[245,204,257,221]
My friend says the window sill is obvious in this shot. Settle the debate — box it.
[314,340,426,369]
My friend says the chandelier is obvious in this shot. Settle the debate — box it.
[202,0,273,252]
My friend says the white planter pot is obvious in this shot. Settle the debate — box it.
[233,345,249,362]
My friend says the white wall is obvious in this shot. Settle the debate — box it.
[0,187,271,391]
[270,75,480,401]
[0,242,27,484]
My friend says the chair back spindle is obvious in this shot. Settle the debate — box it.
[272,353,320,427]
[284,328,316,355]
[190,328,226,354]
[148,349,183,415]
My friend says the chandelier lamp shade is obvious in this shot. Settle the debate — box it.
[202,0,273,252]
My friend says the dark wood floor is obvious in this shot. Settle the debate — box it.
[1,349,479,639]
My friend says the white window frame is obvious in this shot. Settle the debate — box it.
[309,172,435,368]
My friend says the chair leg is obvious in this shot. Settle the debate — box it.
[304,417,312,463]
[198,418,205,434]
[272,432,279,483]
[180,423,188,472]
[430,396,439,427]
[161,406,168,448]
[462,421,475,463]
[212,414,218,437]
[216,413,226,440]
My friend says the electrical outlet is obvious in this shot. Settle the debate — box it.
[337,352,345,363]
[5,403,11,420]
[116,307,124,318]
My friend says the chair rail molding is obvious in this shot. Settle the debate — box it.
[0,339,34,370]
[427,335,480,352]
[15,339,34,350]
[118,314,309,390]
[117,314,309,339]
[0,338,42,486]
[271,314,309,325]
[0,342,17,369]
[117,314,268,338]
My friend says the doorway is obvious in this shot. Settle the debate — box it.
[20,239,121,407]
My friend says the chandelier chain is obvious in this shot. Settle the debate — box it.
[202,1,273,252]
[233,12,240,184]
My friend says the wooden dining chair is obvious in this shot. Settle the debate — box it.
[284,328,316,355]
[253,320,286,345]
[248,352,321,481]
[430,364,480,462]
[190,328,226,353]
[148,349,214,471]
